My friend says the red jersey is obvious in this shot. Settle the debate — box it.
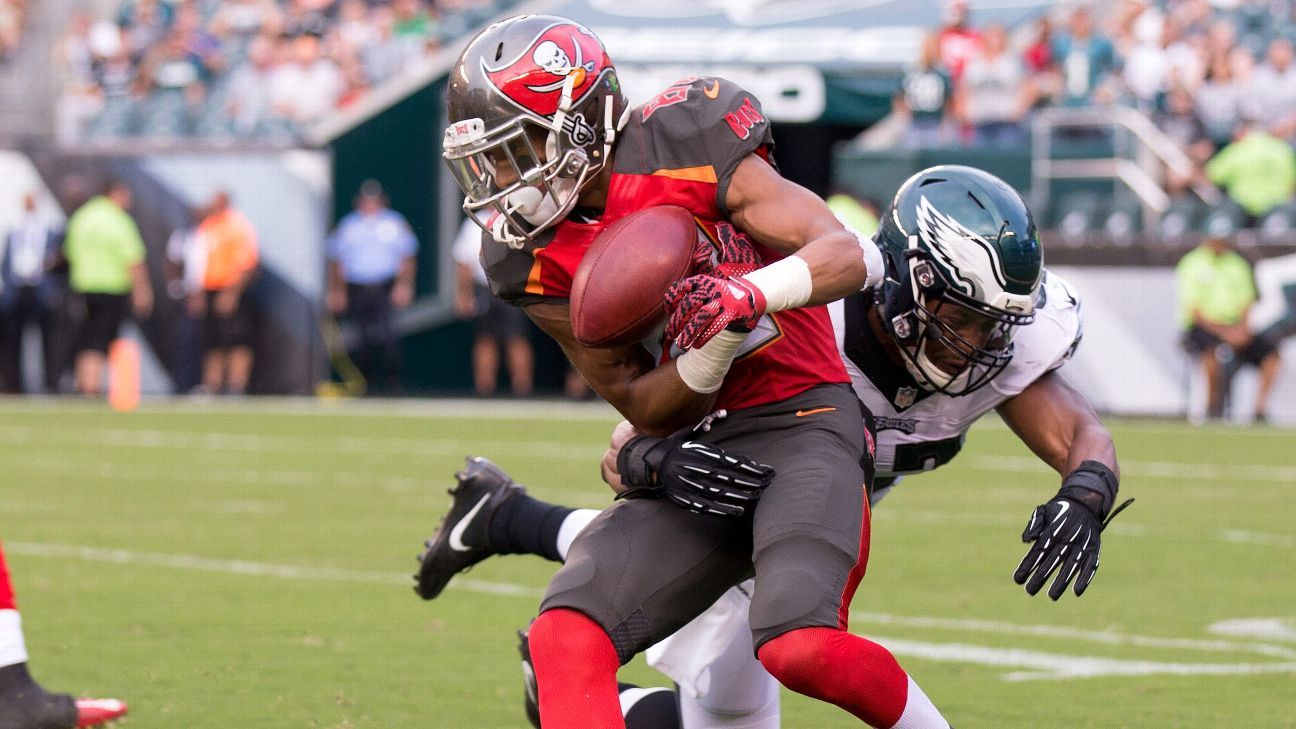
[480,76,848,412]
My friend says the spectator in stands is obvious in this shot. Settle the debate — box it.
[54,11,108,142]
[0,0,25,63]
[337,55,371,109]
[282,0,332,39]
[958,23,1030,148]
[62,180,153,397]
[136,30,207,135]
[896,32,955,148]
[1197,52,1247,145]
[119,0,171,61]
[335,0,378,55]
[1023,15,1053,73]
[1205,114,1296,224]
[326,180,417,395]
[935,0,980,82]
[190,191,259,396]
[269,33,343,125]
[393,0,438,41]
[361,6,407,82]
[1123,17,1203,110]
[1176,222,1281,422]
[170,1,226,82]
[1051,5,1119,106]
[0,192,63,394]
[210,0,283,46]
[227,34,280,135]
[1250,38,1296,140]
[452,218,533,397]
[1155,85,1213,194]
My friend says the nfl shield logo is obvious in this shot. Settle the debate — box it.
[894,386,917,409]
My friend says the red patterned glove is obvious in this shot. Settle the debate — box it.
[664,274,767,350]
[713,222,762,278]
[692,222,764,279]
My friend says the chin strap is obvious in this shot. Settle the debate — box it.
[552,72,578,140]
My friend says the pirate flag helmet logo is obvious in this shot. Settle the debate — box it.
[443,15,629,247]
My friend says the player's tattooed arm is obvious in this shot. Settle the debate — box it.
[724,154,872,305]
[525,302,719,436]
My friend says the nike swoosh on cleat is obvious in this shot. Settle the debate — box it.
[448,494,492,552]
[795,407,837,417]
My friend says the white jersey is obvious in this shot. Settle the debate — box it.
[647,272,1085,724]
[828,270,1083,498]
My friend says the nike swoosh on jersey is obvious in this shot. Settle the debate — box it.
[795,407,837,417]
[448,494,492,551]
[704,81,721,99]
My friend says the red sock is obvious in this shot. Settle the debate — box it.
[528,608,624,729]
[0,540,16,611]
[758,626,908,728]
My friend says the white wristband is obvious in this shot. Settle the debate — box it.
[858,233,885,290]
[742,255,812,313]
[675,329,748,394]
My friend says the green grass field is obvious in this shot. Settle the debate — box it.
[1,398,1293,729]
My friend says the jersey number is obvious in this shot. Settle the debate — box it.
[642,78,697,120]
[891,435,964,473]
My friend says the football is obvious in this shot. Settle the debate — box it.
[571,205,699,347]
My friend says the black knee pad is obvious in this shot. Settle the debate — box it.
[748,538,856,650]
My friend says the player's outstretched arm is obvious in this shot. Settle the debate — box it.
[997,371,1117,477]
[525,301,723,435]
[725,154,879,305]
[997,372,1133,600]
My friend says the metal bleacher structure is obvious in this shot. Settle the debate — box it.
[1031,106,1224,246]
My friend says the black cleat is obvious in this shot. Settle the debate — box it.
[414,456,525,600]
[517,628,540,729]
[0,664,78,729]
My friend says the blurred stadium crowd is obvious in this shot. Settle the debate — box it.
[0,0,25,63]
[55,0,520,142]
[900,0,1296,229]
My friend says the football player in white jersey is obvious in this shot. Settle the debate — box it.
[414,166,1132,729]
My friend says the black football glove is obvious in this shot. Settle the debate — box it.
[1013,460,1135,601]
[615,435,774,518]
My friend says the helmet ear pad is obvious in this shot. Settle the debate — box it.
[875,246,926,345]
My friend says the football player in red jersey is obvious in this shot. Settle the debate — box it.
[0,540,128,729]
[441,14,950,729]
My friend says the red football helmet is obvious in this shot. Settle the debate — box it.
[443,15,629,247]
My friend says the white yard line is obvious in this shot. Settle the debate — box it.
[4,541,542,598]
[0,396,620,421]
[0,425,604,462]
[7,540,1295,680]
[872,637,1296,681]
[1220,529,1296,548]
[4,423,1293,486]
[850,613,1296,660]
